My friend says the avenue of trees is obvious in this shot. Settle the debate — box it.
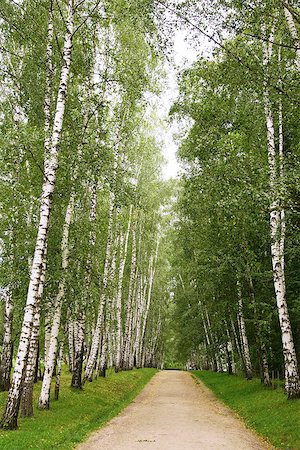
[0,0,300,436]
[0,0,172,430]
[171,0,300,399]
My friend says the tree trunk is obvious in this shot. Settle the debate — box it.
[284,5,300,70]
[236,279,252,380]
[245,263,270,385]
[0,1,74,429]
[122,222,137,370]
[39,196,74,409]
[68,320,75,373]
[84,191,114,381]
[54,333,65,400]
[226,325,236,374]
[205,305,220,372]
[262,33,300,398]
[115,205,132,372]
[71,326,84,388]
[133,275,144,368]
[21,245,47,417]
[0,290,13,391]
[140,236,159,367]
[71,185,97,387]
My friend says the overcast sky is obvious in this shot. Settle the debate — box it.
[157,30,196,180]
[157,25,215,180]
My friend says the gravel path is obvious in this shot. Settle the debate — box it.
[77,370,272,450]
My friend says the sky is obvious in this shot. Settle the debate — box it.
[158,27,213,180]
[158,30,197,180]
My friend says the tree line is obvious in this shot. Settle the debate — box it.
[171,0,300,399]
[0,0,171,430]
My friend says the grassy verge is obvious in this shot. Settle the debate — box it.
[0,367,157,450]
[193,371,300,450]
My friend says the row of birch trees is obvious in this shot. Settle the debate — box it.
[170,0,300,399]
[0,0,170,430]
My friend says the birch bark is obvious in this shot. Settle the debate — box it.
[21,244,48,417]
[225,325,236,374]
[0,290,13,391]
[71,185,98,387]
[71,315,84,386]
[284,5,300,70]
[100,218,118,377]
[23,4,54,406]
[244,260,270,385]
[84,191,114,381]
[205,305,220,372]
[262,33,300,398]
[68,320,75,373]
[140,234,160,367]
[115,205,132,372]
[0,0,74,429]
[231,317,242,361]
[54,331,65,400]
[39,195,74,409]
[236,279,253,380]
[133,275,144,367]
[122,222,137,370]
[199,301,216,371]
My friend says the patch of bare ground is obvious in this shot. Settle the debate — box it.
[77,370,273,450]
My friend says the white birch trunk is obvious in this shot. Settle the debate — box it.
[54,332,65,401]
[284,6,300,70]
[140,234,160,367]
[247,265,271,385]
[44,306,52,364]
[201,309,211,347]
[278,68,286,269]
[0,290,13,391]
[71,185,97,387]
[99,329,108,377]
[101,220,118,376]
[226,326,236,374]
[84,191,114,381]
[205,306,220,372]
[262,34,300,398]
[236,279,252,380]
[128,271,140,371]
[43,0,54,157]
[199,301,216,371]
[68,320,75,373]
[133,276,144,367]
[21,244,48,417]
[93,343,101,380]
[122,223,137,370]
[231,317,242,361]
[39,195,74,409]
[0,1,74,429]
[115,205,132,372]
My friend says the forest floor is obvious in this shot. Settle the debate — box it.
[77,370,271,450]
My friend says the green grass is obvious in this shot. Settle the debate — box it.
[0,367,157,450]
[193,371,300,450]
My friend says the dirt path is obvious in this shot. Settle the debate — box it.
[77,370,272,450]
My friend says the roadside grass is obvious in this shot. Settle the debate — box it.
[193,370,300,450]
[0,367,157,450]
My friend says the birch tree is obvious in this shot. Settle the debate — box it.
[0,0,75,429]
